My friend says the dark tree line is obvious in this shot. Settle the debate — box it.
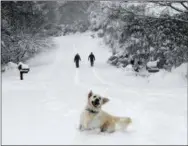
[1,1,92,67]
[1,1,55,65]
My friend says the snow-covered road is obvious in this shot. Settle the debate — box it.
[2,32,187,145]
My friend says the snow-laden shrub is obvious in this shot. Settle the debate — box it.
[111,58,119,66]
[108,52,130,68]
[2,62,18,72]
[108,55,118,62]
[89,1,188,72]
[97,29,104,37]
[118,58,129,65]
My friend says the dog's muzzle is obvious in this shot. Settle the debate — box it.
[92,98,100,107]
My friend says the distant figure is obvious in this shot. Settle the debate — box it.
[130,59,134,66]
[88,52,95,67]
[74,53,81,68]
[134,60,142,72]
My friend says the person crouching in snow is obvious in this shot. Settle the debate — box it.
[74,53,81,68]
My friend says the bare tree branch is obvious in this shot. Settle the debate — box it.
[169,3,187,13]
[115,2,188,23]
[155,1,188,14]
[119,9,188,23]
[181,2,188,10]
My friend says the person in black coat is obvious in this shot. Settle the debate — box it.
[88,52,95,67]
[74,53,81,68]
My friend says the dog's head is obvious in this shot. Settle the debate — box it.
[87,90,109,109]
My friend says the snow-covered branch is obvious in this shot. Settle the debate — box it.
[155,1,188,14]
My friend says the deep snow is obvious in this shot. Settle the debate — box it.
[2,32,187,145]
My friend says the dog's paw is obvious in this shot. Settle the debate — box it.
[79,124,90,131]
[79,124,84,131]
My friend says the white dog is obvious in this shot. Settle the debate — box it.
[79,91,132,133]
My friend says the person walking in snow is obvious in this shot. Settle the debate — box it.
[88,52,95,67]
[74,53,81,68]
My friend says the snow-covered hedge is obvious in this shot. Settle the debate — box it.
[88,1,188,72]
[108,53,129,68]
[1,62,18,72]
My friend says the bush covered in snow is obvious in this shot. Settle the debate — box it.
[1,62,18,72]
[1,1,61,66]
[108,53,129,68]
[88,1,188,72]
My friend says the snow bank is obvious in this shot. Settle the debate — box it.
[172,63,187,77]
[2,62,30,72]
[121,62,187,88]
[124,64,134,73]
[122,64,136,76]
[2,62,18,72]
[148,63,187,87]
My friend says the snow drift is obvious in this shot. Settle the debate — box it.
[147,63,187,88]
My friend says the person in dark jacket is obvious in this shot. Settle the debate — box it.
[130,59,134,66]
[88,52,95,67]
[74,53,81,68]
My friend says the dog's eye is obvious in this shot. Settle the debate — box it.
[93,96,96,98]
[98,97,101,100]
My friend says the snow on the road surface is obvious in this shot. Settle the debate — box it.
[2,32,187,145]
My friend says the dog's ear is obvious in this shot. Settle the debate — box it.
[88,90,93,98]
[102,97,110,105]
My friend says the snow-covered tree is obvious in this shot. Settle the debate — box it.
[88,1,188,71]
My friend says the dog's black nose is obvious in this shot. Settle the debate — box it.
[95,99,99,104]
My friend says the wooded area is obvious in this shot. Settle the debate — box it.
[89,2,188,71]
[1,1,188,71]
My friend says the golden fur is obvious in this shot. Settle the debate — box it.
[79,91,132,133]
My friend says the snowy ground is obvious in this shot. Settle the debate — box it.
[2,32,187,145]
